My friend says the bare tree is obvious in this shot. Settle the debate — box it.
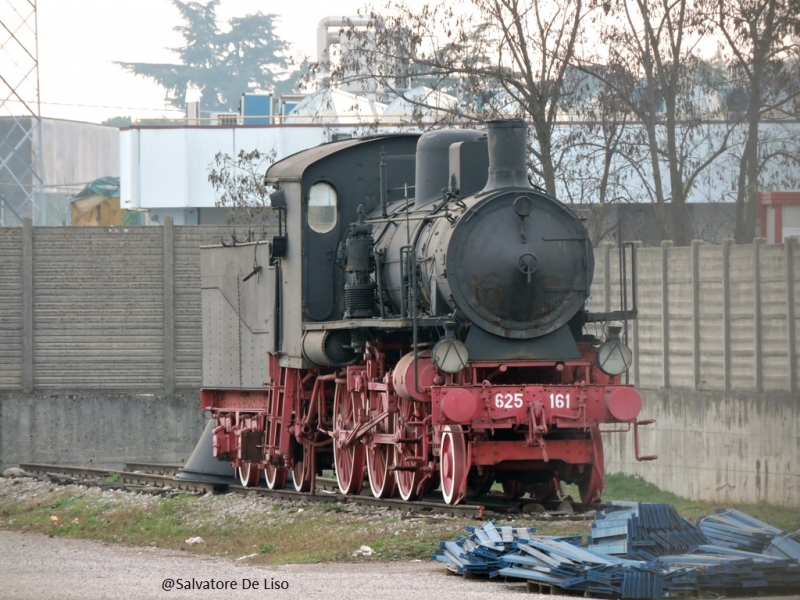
[580,0,736,244]
[552,83,637,243]
[332,0,593,196]
[207,149,276,225]
[713,0,800,242]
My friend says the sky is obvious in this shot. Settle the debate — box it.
[10,0,426,124]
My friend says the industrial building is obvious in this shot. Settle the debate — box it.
[0,117,119,226]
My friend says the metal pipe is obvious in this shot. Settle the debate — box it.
[379,151,387,218]
[375,249,385,319]
[316,16,382,85]
[412,244,422,395]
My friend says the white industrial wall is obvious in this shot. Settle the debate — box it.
[121,125,334,209]
[120,121,800,214]
[40,118,120,192]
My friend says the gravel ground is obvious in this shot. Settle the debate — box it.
[2,530,799,600]
[0,529,537,600]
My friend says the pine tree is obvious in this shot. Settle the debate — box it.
[117,0,302,114]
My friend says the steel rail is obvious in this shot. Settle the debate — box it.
[123,462,184,475]
[18,463,487,518]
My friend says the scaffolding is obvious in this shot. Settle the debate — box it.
[0,0,43,226]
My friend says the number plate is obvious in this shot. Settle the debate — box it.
[485,386,577,419]
[486,387,527,419]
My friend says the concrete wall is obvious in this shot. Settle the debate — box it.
[0,228,23,389]
[593,240,799,506]
[40,118,120,194]
[0,220,270,392]
[0,220,274,470]
[603,389,799,507]
[0,392,205,470]
[591,240,799,393]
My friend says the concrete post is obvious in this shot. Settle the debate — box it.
[787,239,797,393]
[661,240,672,388]
[603,242,611,312]
[722,239,733,393]
[753,238,766,392]
[163,217,175,395]
[21,218,33,393]
[632,241,642,388]
[691,240,702,390]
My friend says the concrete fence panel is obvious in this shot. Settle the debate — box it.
[32,226,165,391]
[173,226,235,390]
[632,247,663,390]
[0,221,265,392]
[0,228,22,390]
[696,243,725,390]
[760,244,788,391]
[666,244,694,389]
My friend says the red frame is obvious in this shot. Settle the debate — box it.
[200,345,652,505]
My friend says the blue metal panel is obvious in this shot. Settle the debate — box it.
[241,94,272,125]
[281,100,299,115]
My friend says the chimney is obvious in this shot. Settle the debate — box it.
[481,119,530,192]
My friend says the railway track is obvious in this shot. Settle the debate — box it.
[18,463,599,520]
[18,463,489,518]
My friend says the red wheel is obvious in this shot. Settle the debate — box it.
[579,426,605,505]
[292,442,314,492]
[440,425,467,505]
[263,464,286,490]
[238,463,260,487]
[366,392,395,499]
[394,398,428,501]
[367,440,395,498]
[333,386,366,495]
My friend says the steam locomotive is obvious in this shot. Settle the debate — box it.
[199,119,653,505]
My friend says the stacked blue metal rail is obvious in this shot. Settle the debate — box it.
[434,521,537,575]
[657,545,800,589]
[433,505,800,599]
[698,509,783,552]
[588,501,709,559]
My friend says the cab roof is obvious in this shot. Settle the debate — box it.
[265,133,419,183]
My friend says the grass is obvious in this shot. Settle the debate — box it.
[1,475,797,564]
[0,488,585,564]
[599,473,800,533]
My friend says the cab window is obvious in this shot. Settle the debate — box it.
[308,182,337,234]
